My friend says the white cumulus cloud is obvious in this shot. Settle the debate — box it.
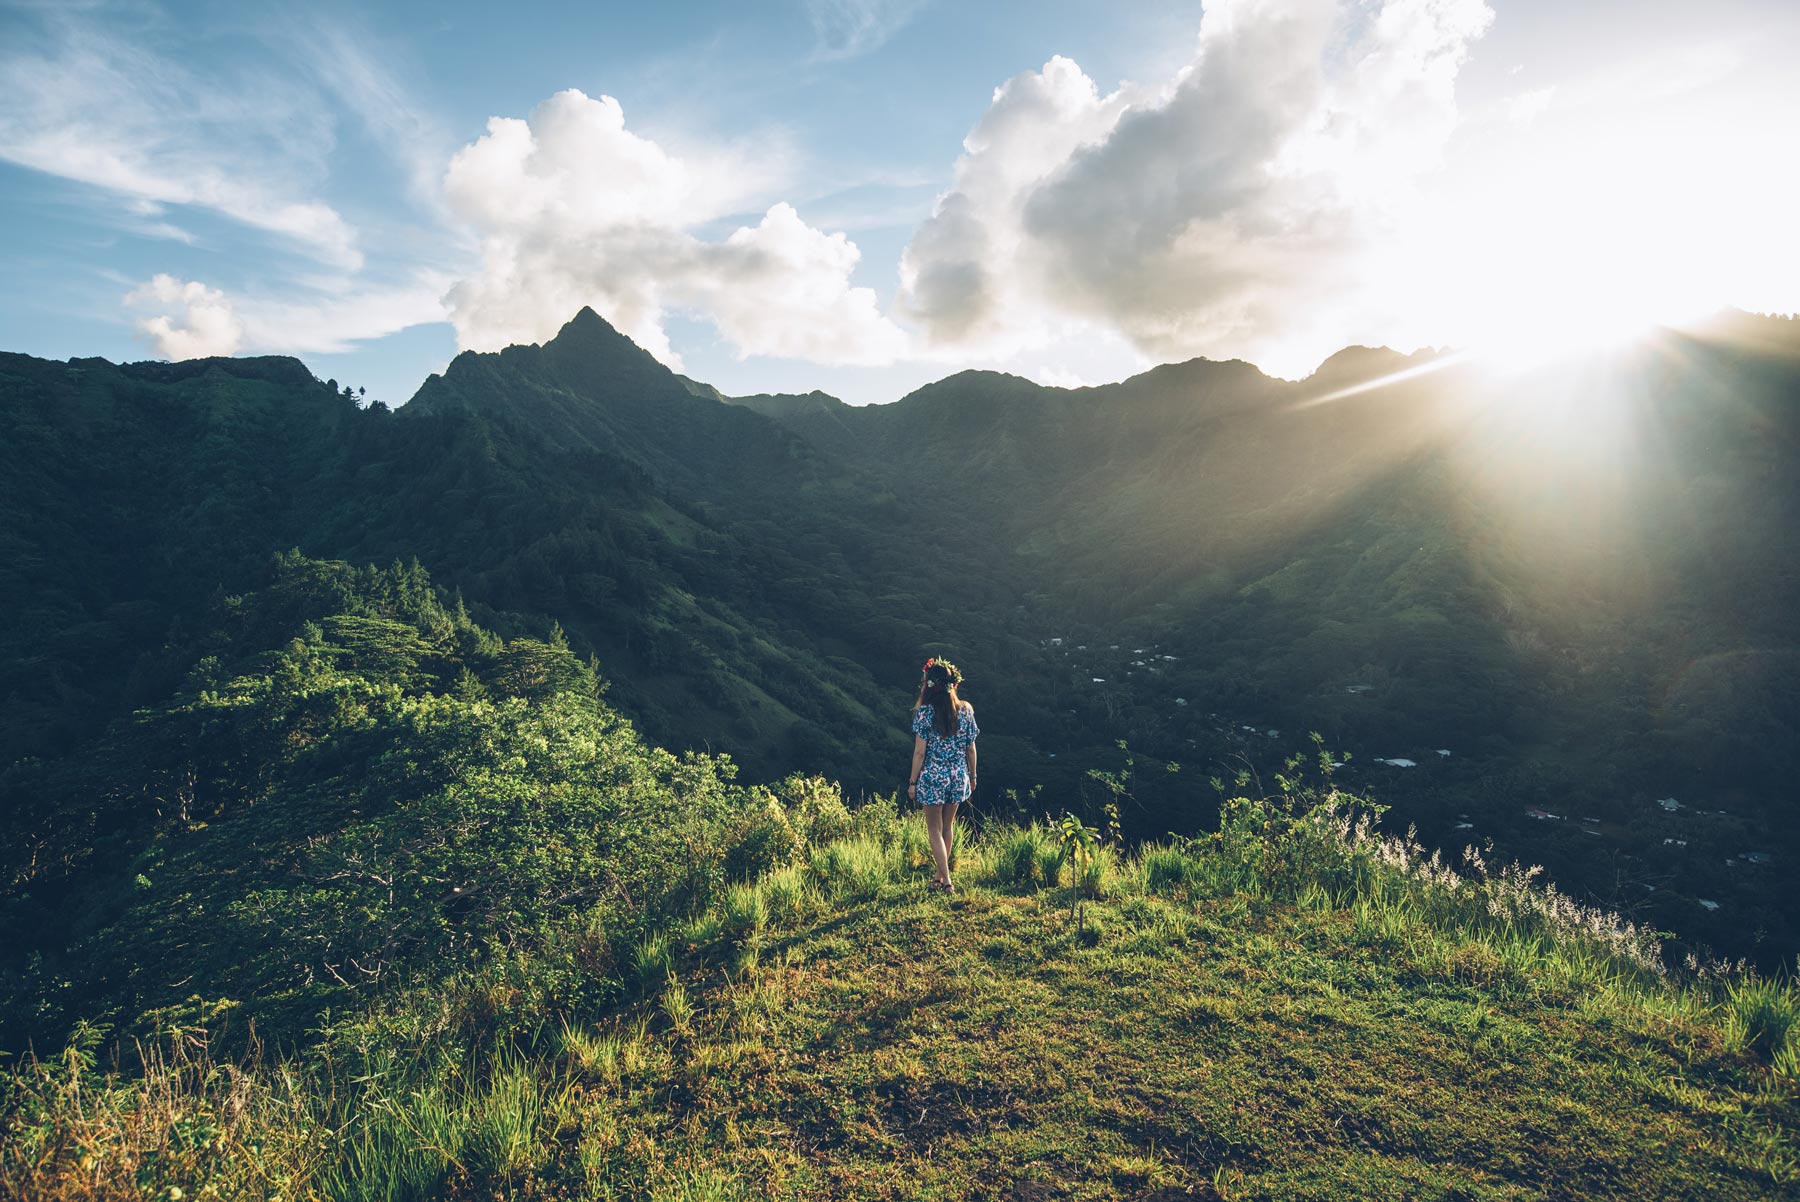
[897,0,1495,377]
[124,272,450,362]
[443,88,906,369]
[126,274,243,360]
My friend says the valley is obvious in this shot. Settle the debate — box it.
[3,308,1798,985]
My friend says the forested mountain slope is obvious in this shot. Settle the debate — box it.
[2,310,1797,964]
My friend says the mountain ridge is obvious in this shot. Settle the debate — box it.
[2,308,1797,968]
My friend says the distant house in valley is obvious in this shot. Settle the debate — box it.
[1379,758,1417,768]
[1524,807,1563,820]
[1657,798,1681,812]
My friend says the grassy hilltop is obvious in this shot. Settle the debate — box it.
[5,805,1796,1200]
[1,555,1794,1200]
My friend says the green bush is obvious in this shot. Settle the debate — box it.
[994,824,1058,888]
[724,794,805,882]
[1723,973,1800,1063]
[809,835,896,898]
[632,931,673,987]
[1141,842,1205,896]
[721,883,768,941]
[1078,845,1118,900]
[761,864,814,916]
[777,773,854,846]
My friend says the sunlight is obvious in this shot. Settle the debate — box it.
[1385,77,1795,377]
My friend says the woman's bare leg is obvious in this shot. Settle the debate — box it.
[944,802,960,876]
[924,804,951,885]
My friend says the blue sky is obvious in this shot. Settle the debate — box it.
[2,0,1796,405]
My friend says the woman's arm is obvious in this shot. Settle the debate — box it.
[964,707,977,791]
[908,735,926,801]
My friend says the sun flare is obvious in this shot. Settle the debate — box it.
[1377,65,1797,376]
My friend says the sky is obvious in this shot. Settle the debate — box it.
[2,0,1797,406]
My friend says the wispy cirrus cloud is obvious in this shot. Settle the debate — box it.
[0,2,461,361]
[285,15,458,221]
[0,12,363,270]
[804,0,927,62]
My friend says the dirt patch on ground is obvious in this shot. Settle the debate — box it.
[873,1079,1031,1150]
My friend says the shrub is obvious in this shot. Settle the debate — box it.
[1722,974,1800,1063]
[761,864,813,916]
[632,931,673,988]
[1078,844,1118,900]
[1141,842,1205,896]
[723,794,803,882]
[994,824,1056,888]
[777,773,854,846]
[809,835,895,898]
[721,883,767,941]
[467,1059,542,1177]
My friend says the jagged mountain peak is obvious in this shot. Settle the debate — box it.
[540,307,677,383]
[413,307,685,414]
[548,305,628,349]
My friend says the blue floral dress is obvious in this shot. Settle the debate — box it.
[911,703,978,806]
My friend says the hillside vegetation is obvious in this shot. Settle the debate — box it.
[1,311,1797,1202]
[3,312,1797,966]
[5,768,1796,1200]
[2,556,1796,1200]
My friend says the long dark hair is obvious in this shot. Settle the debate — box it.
[916,661,961,737]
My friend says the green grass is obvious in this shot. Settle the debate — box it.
[5,819,1797,1201]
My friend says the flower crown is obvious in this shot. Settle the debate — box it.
[921,656,964,687]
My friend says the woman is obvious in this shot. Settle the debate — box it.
[908,657,978,893]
